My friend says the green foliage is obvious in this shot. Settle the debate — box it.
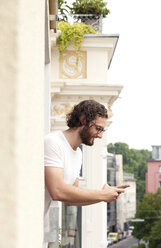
[130,245,146,248]
[58,0,71,21]
[133,189,161,245]
[108,142,130,164]
[107,142,151,202]
[57,21,96,56]
[149,212,161,247]
[71,0,110,17]
[139,244,146,248]
[136,180,145,202]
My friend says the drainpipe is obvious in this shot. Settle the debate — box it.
[49,0,58,32]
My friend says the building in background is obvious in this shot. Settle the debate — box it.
[107,154,136,236]
[121,172,136,233]
[107,154,117,232]
[146,145,161,193]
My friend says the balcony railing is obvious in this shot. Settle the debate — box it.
[58,14,103,32]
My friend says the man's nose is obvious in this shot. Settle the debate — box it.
[97,132,103,139]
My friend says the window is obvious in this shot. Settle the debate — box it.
[156,147,160,159]
[61,204,82,248]
[61,146,83,248]
[107,169,111,182]
[159,166,161,173]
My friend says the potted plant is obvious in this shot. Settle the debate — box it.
[70,0,110,31]
[71,0,110,17]
[57,21,96,57]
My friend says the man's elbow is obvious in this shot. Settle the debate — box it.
[51,188,67,202]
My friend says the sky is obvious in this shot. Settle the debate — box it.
[102,0,161,150]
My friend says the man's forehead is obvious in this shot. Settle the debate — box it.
[94,116,107,125]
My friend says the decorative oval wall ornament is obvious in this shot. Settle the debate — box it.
[59,51,87,79]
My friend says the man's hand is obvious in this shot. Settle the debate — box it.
[116,184,130,189]
[101,184,127,202]
[116,184,130,195]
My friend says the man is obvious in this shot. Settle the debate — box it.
[44,100,129,247]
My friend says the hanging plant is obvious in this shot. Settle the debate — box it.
[57,21,96,59]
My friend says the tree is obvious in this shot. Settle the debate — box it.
[149,218,161,248]
[133,189,161,246]
[107,142,130,165]
[149,190,161,248]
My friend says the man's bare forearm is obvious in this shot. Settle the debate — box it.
[45,167,126,204]
[63,200,100,206]
[47,182,125,204]
[49,183,104,203]
[63,185,130,206]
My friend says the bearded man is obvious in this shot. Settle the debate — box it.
[44,100,129,248]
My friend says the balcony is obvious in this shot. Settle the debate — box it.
[58,14,104,32]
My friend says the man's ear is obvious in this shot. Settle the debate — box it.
[79,115,86,126]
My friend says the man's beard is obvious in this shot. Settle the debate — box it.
[79,125,95,146]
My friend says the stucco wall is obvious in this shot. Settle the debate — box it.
[0,0,44,247]
[82,136,108,248]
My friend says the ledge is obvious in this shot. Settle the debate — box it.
[82,34,119,69]
[51,81,123,105]
[50,30,61,46]
[51,32,119,69]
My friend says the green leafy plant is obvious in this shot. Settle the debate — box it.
[139,244,146,248]
[130,245,146,248]
[132,189,161,245]
[71,0,110,17]
[57,21,96,57]
[58,0,71,21]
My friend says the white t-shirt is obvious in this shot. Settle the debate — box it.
[44,131,82,235]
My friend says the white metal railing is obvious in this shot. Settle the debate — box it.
[58,14,103,32]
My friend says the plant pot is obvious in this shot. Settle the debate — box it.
[73,14,103,32]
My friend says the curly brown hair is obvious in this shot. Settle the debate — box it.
[66,100,108,128]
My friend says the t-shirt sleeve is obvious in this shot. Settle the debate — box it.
[44,135,64,168]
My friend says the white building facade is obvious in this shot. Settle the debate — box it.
[48,32,123,248]
[122,172,136,230]
[116,156,136,234]
[107,154,136,236]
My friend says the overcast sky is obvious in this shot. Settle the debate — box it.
[102,0,161,150]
